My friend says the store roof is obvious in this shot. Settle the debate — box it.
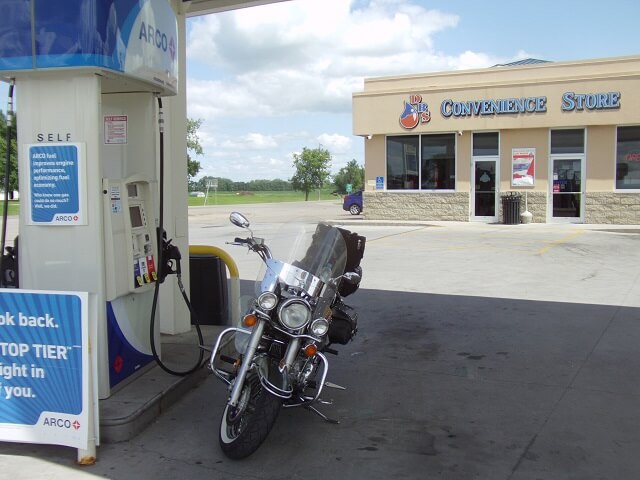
[492,58,552,68]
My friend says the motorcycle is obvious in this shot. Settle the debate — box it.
[209,212,365,459]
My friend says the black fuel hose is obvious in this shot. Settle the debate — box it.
[149,96,206,376]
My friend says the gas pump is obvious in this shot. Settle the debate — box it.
[99,90,164,392]
[103,175,160,388]
[0,0,183,399]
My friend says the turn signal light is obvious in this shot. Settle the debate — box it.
[303,343,318,357]
[242,314,258,327]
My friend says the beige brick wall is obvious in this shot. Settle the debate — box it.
[363,191,640,224]
[363,192,469,221]
[585,193,640,224]
[504,192,640,224]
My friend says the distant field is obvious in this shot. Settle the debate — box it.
[0,192,341,215]
[188,189,340,206]
[0,201,19,216]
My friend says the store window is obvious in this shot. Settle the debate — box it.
[550,129,584,154]
[386,134,456,190]
[386,136,419,189]
[616,126,640,190]
[472,132,499,156]
[422,134,456,189]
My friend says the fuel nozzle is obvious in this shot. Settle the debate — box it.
[158,229,182,281]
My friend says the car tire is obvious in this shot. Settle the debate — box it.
[349,204,361,215]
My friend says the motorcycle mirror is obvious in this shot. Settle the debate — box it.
[229,212,250,229]
[342,272,361,285]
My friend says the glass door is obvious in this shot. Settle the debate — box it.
[550,157,584,222]
[472,158,498,221]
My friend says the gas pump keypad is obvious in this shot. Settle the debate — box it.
[128,190,157,289]
[104,177,159,299]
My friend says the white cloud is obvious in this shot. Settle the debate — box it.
[199,152,294,181]
[317,133,352,154]
[220,133,278,150]
[185,0,532,181]
[186,0,480,119]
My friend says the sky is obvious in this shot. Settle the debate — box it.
[2,0,640,182]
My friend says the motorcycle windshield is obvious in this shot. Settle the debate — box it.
[231,219,348,354]
[255,221,348,300]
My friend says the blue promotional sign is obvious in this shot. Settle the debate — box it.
[27,143,86,225]
[0,290,90,449]
[376,176,384,190]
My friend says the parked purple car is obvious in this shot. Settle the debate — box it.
[342,190,363,215]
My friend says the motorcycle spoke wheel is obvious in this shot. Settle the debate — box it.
[223,383,257,441]
[219,373,281,459]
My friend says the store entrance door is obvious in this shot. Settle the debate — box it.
[472,158,498,222]
[550,157,584,222]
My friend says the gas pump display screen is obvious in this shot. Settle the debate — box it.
[127,184,139,198]
[129,205,144,228]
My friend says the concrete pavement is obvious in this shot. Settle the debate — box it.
[2,201,640,479]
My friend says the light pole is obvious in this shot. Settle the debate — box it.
[204,178,218,206]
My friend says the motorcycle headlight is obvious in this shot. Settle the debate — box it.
[257,292,278,311]
[310,318,329,337]
[278,298,311,330]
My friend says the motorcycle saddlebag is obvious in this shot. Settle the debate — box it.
[337,228,366,297]
[328,301,358,345]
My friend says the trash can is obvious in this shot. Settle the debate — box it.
[189,254,229,325]
[501,192,522,225]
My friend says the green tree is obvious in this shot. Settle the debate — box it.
[0,111,18,198]
[218,177,234,192]
[333,159,364,194]
[290,146,332,201]
[187,118,203,182]
[271,178,291,191]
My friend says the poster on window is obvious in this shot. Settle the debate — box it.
[512,148,535,186]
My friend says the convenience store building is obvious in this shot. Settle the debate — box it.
[352,55,640,224]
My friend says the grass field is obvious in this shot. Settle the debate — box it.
[0,201,19,216]
[0,192,341,215]
[188,189,340,206]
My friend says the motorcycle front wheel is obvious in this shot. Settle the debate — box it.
[219,372,281,459]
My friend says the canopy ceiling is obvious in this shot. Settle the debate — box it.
[182,0,290,17]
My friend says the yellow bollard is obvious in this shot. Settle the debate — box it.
[188,245,240,325]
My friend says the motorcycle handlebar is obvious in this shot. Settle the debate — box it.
[227,236,272,261]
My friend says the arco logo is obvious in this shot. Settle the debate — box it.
[139,22,175,62]
[42,417,80,430]
[53,214,79,223]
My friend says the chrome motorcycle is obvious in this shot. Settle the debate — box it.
[209,212,365,459]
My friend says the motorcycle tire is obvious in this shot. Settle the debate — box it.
[219,372,281,459]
